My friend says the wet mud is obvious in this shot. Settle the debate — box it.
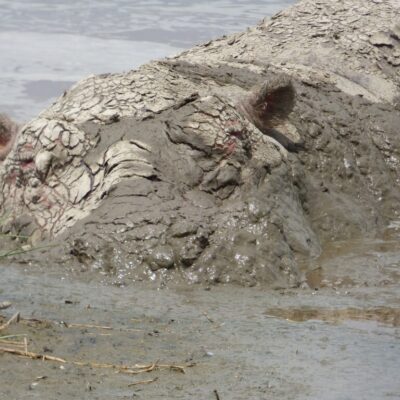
[1,221,400,399]
[1,233,400,400]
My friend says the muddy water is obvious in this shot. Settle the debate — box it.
[1,230,400,399]
[265,307,400,327]
[304,237,400,290]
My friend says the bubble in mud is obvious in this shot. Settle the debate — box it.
[147,245,175,270]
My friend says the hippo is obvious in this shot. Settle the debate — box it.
[0,0,399,287]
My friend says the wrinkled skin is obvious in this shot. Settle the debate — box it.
[0,0,399,287]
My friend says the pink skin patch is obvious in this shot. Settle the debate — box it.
[223,139,237,155]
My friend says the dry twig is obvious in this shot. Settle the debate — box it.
[0,345,192,375]
[0,346,67,363]
[0,338,25,347]
[128,377,158,387]
[0,312,20,331]
[66,323,112,330]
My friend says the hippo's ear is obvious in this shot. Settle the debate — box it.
[0,113,19,161]
[238,74,295,130]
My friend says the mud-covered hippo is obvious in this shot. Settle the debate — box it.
[1,0,399,287]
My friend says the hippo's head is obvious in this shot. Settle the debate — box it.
[0,70,299,239]
[0,66,313,286]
